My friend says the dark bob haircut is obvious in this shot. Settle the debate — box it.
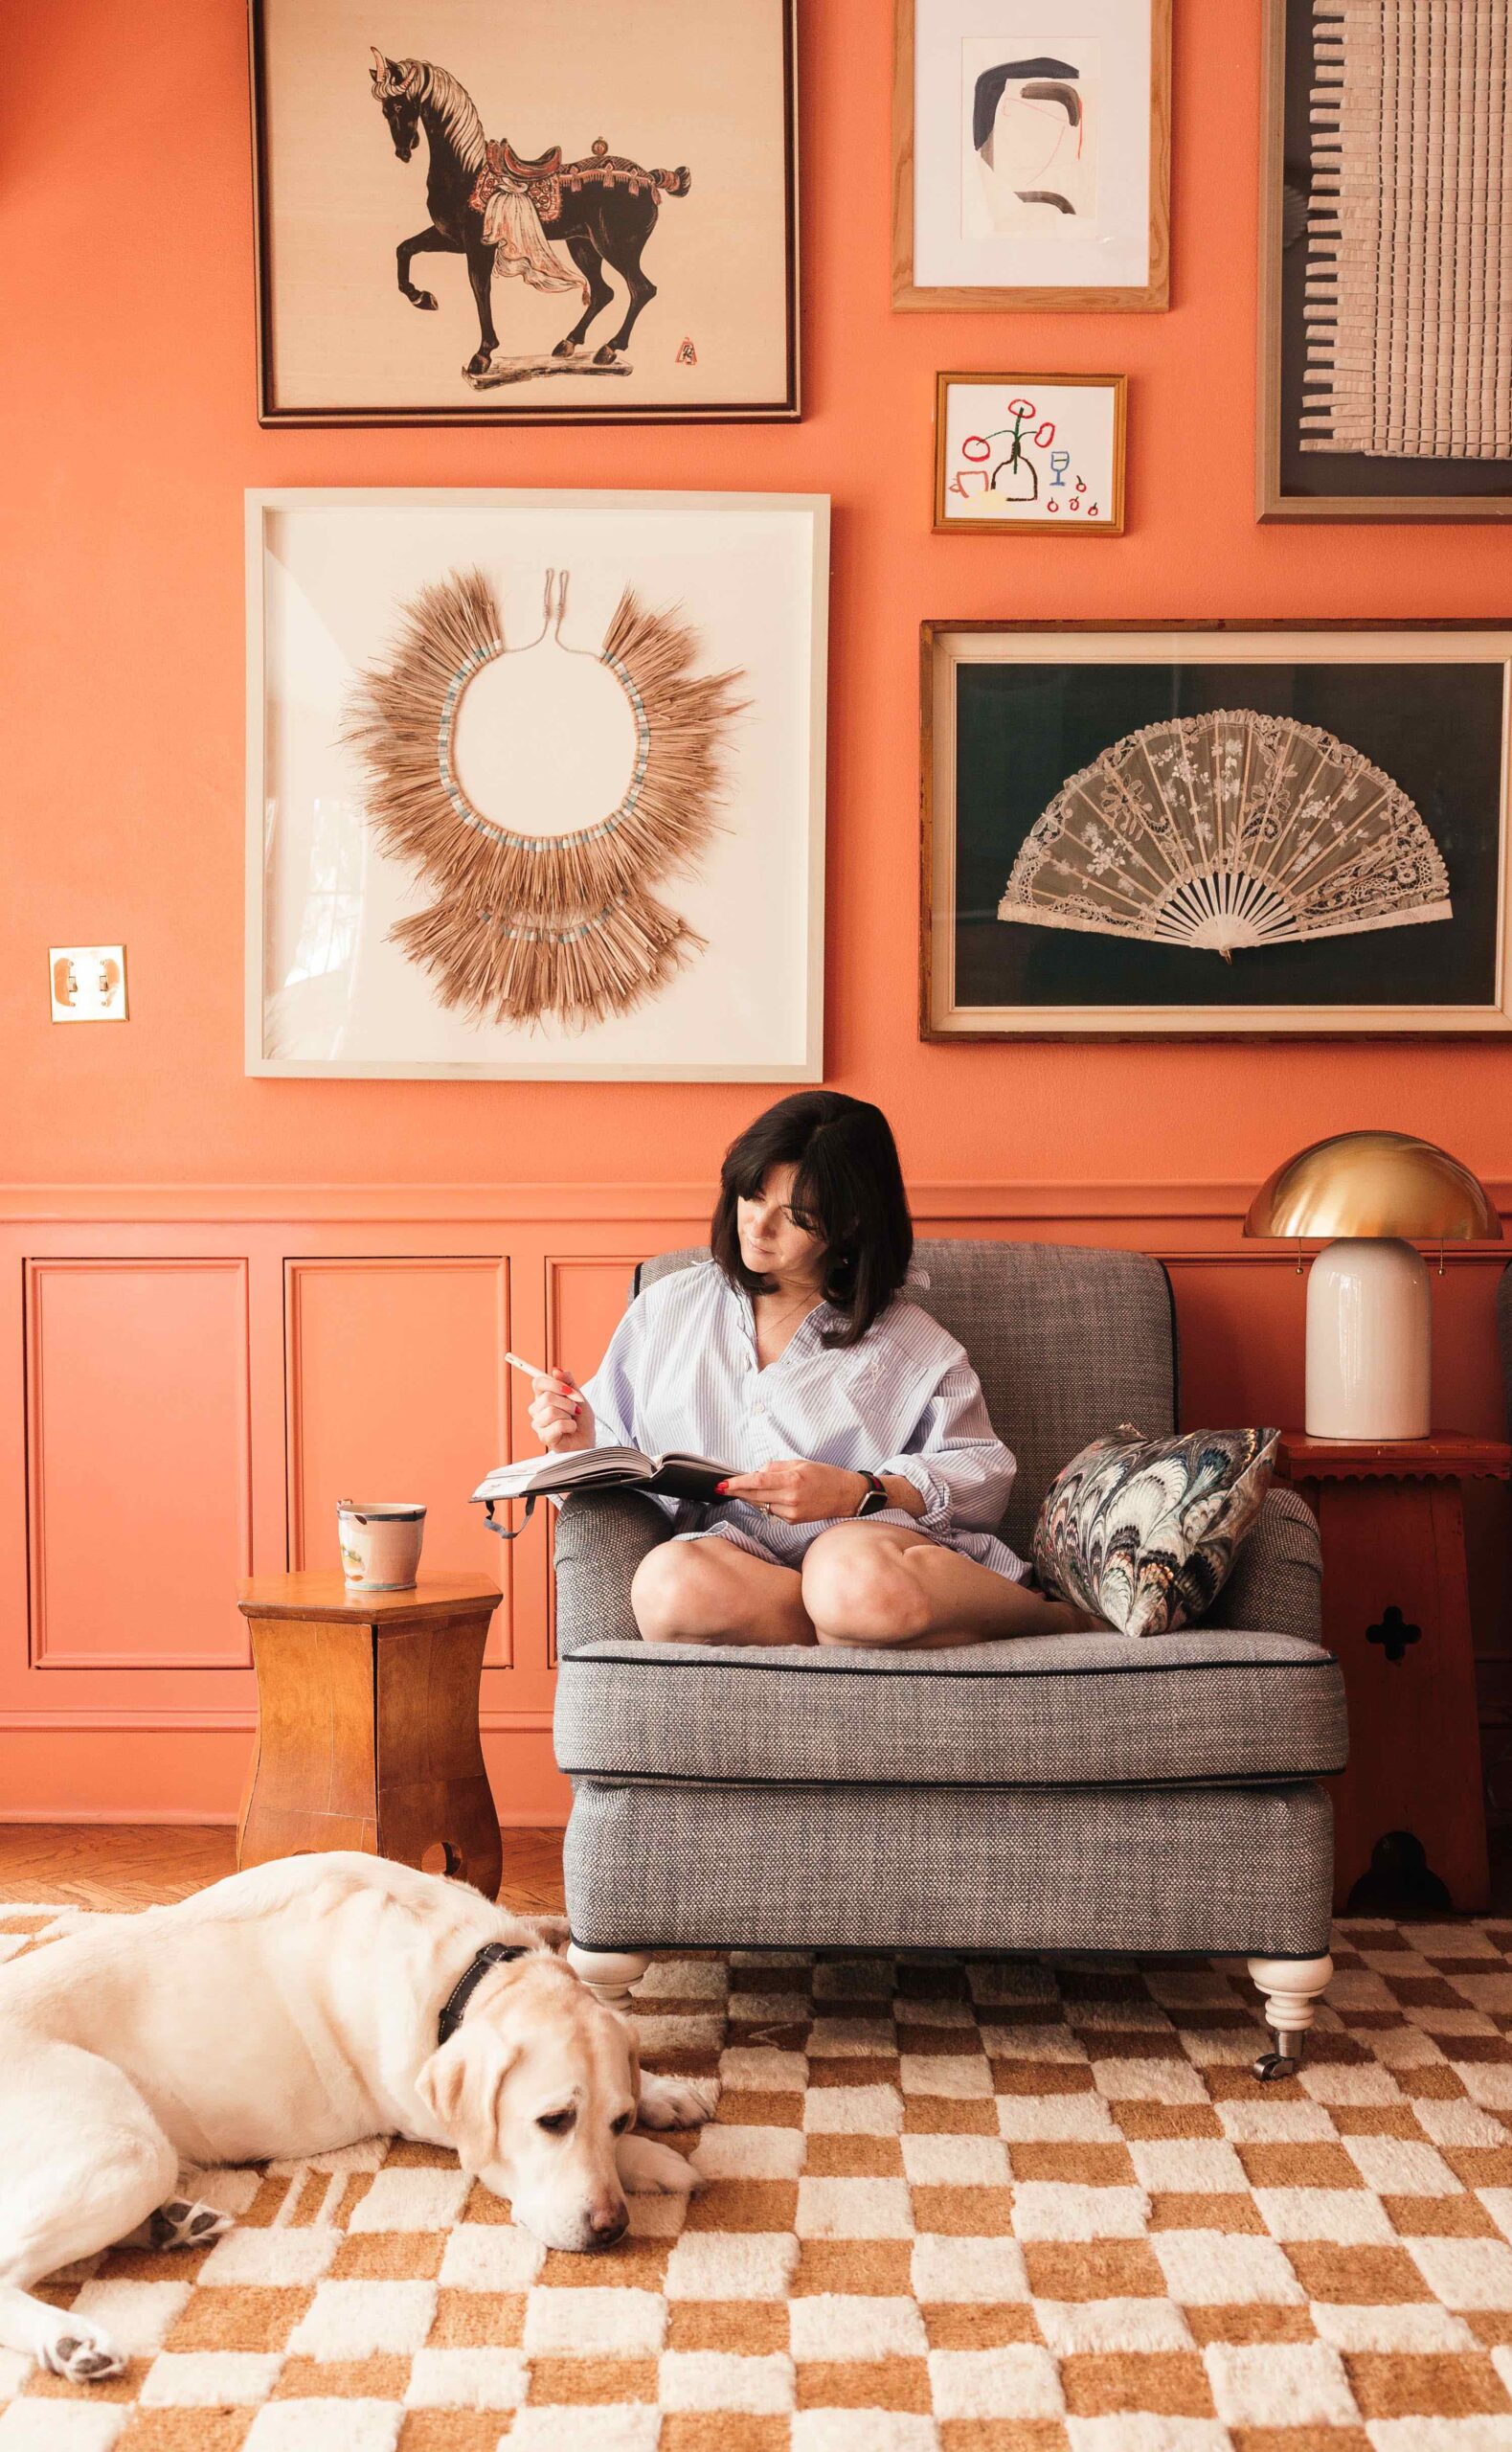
[709,1092,913,1348]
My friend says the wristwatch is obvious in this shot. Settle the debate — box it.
[854,1471,890,1518]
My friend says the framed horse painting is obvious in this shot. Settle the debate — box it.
[249,0,800,424]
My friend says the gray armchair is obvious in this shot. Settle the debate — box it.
[553,1241,1345,2077]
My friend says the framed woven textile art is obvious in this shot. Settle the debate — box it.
[934,372,1127,532]
[246,490,828,1079]
[1259,0,1512,519]
[892,0,1171,310]
[250,0,799,423]
[921,621,1512,1038]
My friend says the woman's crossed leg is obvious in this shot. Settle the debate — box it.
[631,1523,1095,1649]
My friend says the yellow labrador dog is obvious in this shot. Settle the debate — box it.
[0,1851,711,2384]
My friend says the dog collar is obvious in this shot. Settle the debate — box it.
[438,1942,529,2046]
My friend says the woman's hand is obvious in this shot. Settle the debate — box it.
[717,1460,869,1524]
[529,1368,594,1455]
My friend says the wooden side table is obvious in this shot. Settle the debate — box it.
[1276,1431,1510,1915]
[237,1573,503,1901]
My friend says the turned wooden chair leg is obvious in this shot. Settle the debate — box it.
[1247,1952,1335,2081]
[567,1944,652,2009]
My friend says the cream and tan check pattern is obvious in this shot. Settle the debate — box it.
[3,1908,1512,2451]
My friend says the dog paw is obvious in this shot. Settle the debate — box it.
[636,2072,718,2131]
[148,2195,235,2250]
[616,2133,702,2195]
[41,2318,126,2383]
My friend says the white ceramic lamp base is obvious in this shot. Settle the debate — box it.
[1304,1236,1432,1440]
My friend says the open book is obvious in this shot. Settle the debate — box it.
[470,1446,734,1537]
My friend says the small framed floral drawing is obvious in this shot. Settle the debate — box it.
[934,374,1125,534]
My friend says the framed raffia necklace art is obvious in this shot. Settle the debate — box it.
[249,0,799,424]
[1258,0,1512,519]
[246,490,828,1080]
[921,621,1512,1039]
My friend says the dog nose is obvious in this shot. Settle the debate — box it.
[587,2201,628,2247]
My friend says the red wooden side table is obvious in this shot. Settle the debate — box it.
[1276,1432,1510,1914]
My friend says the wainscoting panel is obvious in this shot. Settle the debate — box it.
[0,1191,1504,1824]
[25,1259,253,1673]
[285,1256,513,1665]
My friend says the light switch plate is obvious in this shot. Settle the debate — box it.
[50,946,128,1022]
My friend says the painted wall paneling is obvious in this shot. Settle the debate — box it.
[0,1193,1505,1823]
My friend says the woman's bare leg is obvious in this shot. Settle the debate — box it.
[631,1535,814,1646]
[801,1522,1102,1650]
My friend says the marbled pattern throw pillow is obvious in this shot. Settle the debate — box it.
[1033,1423,1280,1639]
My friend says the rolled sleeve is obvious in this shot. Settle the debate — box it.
[880,1361,1017,1533]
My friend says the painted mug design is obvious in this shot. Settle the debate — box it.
[336,1501,428,1590]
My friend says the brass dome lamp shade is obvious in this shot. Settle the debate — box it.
[1244,1131,1502,1439]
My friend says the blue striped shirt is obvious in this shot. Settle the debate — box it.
[581,1260,1028,1581]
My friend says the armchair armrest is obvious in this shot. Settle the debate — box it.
[1200,1484,1322,1644]
[553,1490,670,1655]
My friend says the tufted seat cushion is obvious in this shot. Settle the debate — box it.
[554,1625,1347,1790]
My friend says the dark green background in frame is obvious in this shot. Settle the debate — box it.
[953,659,1505,1010]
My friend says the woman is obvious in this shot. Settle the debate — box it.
[529,1092,1097,1648]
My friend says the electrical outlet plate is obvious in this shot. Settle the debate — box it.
[50,946,128,1022]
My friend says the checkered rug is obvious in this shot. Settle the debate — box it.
[2,1906,1512,2451]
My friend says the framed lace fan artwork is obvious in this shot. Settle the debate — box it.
[246,489,828,1079]
[249,0,798,424]
[922,622,1512,1038]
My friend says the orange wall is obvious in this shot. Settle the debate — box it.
[4,3,1511,1827]
[8,0,1511,1192]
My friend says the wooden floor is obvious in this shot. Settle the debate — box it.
[3,1824,1507,1918]
[0,1826,567,1915]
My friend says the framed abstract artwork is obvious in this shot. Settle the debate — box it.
[1258,0,1512,520]
[246,489,828,1079]
[921,621,1512,1038]
[934,373,1126,533]
[249,0,799,424]
[892,0,1170,310]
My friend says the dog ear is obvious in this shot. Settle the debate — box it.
[416,2029,518,2169]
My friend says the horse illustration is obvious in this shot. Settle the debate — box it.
[369,51,690,383]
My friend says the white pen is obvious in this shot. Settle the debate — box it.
[504,1351,581,1413]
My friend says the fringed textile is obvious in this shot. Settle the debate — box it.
[1302,0,1512,458]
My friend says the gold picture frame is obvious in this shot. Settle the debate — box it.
[893,0,1171,312]
[933,373,1126,534]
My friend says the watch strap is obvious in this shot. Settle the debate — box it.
[855,1471,890,1517]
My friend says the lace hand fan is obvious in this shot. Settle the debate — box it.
[344,568,745,1029]
[998,711,1451,958]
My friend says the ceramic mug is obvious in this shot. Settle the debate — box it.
[337,1501,426,1591]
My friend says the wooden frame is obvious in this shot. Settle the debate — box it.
[249,0,801,427]
[892,0,1170,311]
[246,488,829,1081]
[1257,0,1512,523]
[933,373,1126,534]
[921,619,1512,1041]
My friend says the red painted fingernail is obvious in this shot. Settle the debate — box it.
[715,1481,730,1494]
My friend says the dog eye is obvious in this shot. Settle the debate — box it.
[611,2112,633,2135]
[536,2109,575,2134]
